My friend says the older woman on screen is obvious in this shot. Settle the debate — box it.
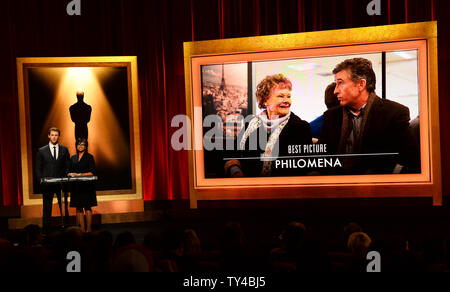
[225,74,312,177]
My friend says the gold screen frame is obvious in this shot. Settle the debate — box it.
[184,22,441,208]
[17,56,143,206]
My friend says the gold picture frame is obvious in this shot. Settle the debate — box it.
[184,22,441,208]
[17,56,142,206]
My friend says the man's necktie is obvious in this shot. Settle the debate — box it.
[53,146,57,160]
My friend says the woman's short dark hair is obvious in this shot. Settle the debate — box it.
[75,138,88,152]
[332,58,376,93]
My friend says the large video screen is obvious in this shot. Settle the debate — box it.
[201,51,421,178]
[184,22,441,207]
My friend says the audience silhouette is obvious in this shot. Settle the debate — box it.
[1,220,449,272]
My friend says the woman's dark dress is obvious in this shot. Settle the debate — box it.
[69,153,97,208]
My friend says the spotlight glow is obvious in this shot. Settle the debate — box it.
[42,67,129,168]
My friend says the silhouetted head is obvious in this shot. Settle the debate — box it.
[111,244,154,272]
[161,229,185,257]
[347,232,372,258]
[113,231,136,252]
[343,222,362,246]
[24,224,42,246]
[324,82,339,109]
[76,89,85,101]
[221,221,244,250]
[280,221,307,251]
[183,229,201,256]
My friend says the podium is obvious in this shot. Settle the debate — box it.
[40,176,98,228]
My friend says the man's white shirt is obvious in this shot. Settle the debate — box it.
[49,143,59,160]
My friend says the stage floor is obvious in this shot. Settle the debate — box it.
[7,200,158,229]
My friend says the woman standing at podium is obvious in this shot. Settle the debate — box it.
[68,138,97,233]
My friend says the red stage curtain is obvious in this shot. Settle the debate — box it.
[0,0,446,206]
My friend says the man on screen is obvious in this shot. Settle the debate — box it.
[35,127,70,234]
[318,57,419,174]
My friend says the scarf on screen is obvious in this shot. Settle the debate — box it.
[240,111,290,176]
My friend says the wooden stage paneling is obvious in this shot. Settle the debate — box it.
[7,200,161,229]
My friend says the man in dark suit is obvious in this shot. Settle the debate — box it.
[319,58,419,174]
[35,127,70,234]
